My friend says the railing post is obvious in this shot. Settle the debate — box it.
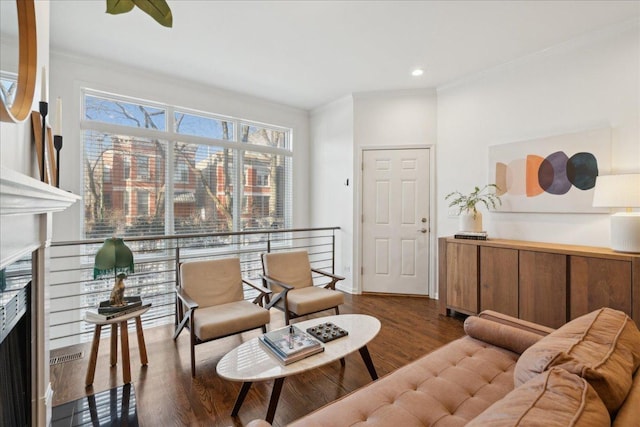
[332,230,335,274]
[267,232,271,253]
[174,245,180,327]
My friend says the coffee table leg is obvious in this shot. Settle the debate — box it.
[359,345,378,380]
[231,382,252,416]
[266,377,285,424]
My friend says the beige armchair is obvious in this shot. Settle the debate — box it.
[174,257,271,376]
[261,251,345,325]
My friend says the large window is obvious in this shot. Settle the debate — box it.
[81,90,293,238]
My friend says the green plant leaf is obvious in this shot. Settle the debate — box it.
[106,0,135,15]
[132,0,173,27]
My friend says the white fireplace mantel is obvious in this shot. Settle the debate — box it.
[0,166,80,270]
[1,166,80,216]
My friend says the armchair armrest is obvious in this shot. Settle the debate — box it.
[175,287,199,311]
[260,274,294,291]
[243,278,272,295]
[173,287,198,341]
[243,278,272,306]
[311,268,345,290]
[261,274,294,311]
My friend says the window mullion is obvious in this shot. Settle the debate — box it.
[166,106,175,235]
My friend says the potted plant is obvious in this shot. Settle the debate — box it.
[445,184,502,232]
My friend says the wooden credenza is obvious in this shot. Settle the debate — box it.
[438,237,640,328]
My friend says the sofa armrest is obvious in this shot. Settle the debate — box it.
[478,310,556,336]
[464,316,549,355]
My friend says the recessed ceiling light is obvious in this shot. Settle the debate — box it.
[411,68,424,77]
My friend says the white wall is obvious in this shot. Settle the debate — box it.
[310,96,354,290]
[437,22,640,247]
[49,52,311,242]
[353,89,438,148]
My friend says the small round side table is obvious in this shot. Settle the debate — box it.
[84,306,150,387]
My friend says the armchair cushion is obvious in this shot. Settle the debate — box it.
[284,286,344,316]
[194,300,271,341]
[180,258,244,307]
[263,251,314,290]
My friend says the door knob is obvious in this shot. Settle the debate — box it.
[418,228,427,233]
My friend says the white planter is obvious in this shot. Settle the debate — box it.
[459,211,483,232]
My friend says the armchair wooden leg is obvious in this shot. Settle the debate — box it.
[173,313,189,340]
[335,306,340,315]
[190,316,196,377]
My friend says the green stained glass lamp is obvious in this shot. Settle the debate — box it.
[93,237,134,307]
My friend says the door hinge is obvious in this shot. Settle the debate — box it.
[361,266,364,275]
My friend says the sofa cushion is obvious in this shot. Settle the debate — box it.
[613,367,640,427]
[288,336,519,427]
[514,308,640,414]
[468,367,610,427]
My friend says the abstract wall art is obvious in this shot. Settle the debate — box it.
[489,128,611,213]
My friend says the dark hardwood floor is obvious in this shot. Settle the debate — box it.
[50,294,466,427]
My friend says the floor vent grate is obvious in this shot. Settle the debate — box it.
[50,351,84,366]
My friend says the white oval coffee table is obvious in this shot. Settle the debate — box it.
[217,313,381,423]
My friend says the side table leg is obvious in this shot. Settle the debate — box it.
[110,324,118,366]
[359,345,378,380]
[135,315,148,365]
[265,377,285,424]
[85,324,102,386]
[120,320,131,384]
[231,382,252,416]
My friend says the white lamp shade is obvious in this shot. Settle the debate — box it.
[592,174,640,208]
[592,173,640,253]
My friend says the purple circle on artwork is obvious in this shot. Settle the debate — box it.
[538,151,571,195]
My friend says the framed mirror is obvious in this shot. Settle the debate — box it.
[0,0,37,123]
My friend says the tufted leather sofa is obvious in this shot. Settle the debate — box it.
[248,308,640,427]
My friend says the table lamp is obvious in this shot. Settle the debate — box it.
[93,237,135,306]
[592,173,640,253]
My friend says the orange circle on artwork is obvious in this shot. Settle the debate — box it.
[526,155,544,197]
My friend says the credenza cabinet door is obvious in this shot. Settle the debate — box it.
[446,243,479,315]
[570,256,632,319]
[519,250,567,328]
[480,246,519,317]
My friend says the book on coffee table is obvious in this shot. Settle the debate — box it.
[259,325,324,365]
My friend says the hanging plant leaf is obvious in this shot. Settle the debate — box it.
[106,0,135,15]
[105,0,173,27]
[132,0,173,27]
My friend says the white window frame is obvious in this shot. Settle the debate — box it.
[80,89,293,238]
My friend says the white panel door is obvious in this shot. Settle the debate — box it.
[362,148,430,294]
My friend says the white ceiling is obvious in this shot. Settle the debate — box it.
[49,1,639,111]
